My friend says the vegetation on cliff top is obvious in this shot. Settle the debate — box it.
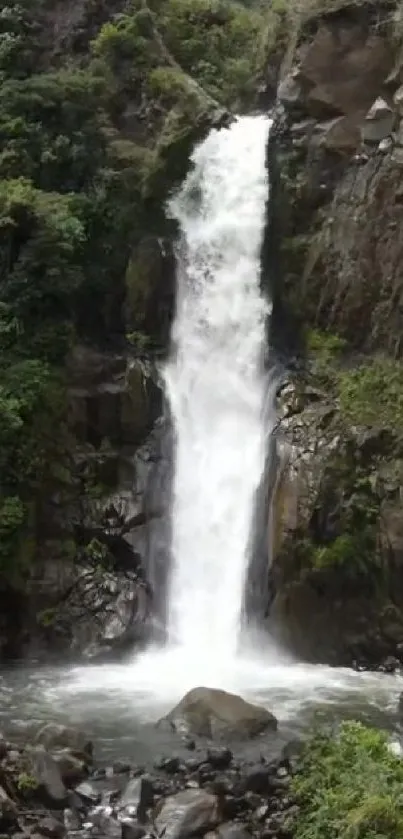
[292,722,403,839]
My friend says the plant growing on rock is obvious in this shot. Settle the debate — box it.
[292,721,403,839]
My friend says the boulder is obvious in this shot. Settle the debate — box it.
[120,776,154,822]
[28,746,67,806]
[0,785,18,832]
[154,788,219,839]
[361,97,395,143]
[160,687,277,740]
[34,723,92,760]
[52,749,87,784]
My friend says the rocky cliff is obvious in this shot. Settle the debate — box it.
[268,0,403,667]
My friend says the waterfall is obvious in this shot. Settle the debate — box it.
[162,115,273,663]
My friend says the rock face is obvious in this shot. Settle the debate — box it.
[265,0,403,666]
[66,345,161,450]
[161,688,277,740]
[272,1,403,354]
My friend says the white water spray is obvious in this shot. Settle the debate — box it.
[162,115,272,661]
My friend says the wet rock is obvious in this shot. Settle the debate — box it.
[154,788,220,839]
[93,811,122,838]
[121,821,147,839]
[161,687,277,740]
[74,779,101,804]
[381,655,399,673]
[34,724,93,760]
[113,761,132,775]
[217,825,252,839]
[29,746,67,806]
[120,776,154,821]
[255,804,269,821]
[0,734,7,760]
[206,748,233,770]
[361,98,395,143]
[184,757,204,772]
[36,815,65,838]
[239,766,270,795]
[53,749,87,784]
[0,784,18,831]
[63,808,81,832]
[197,762,217,783]
[155,756,181,774]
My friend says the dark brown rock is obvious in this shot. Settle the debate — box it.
[161,687,277,740]
[298,23,391,118]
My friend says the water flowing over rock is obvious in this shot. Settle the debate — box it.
[161,115,273,664]
[160,687,277,741]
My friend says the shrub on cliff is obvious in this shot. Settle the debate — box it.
[157,0,264,105]
[292,721,403,839]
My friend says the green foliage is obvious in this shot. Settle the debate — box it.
[313,532,377,573]
[147,66,197,104]
[0,179,85,360]
[292,721,403,839]
[307,328,346,364]
[37,607,56,627]
[91,11,154,84]
[17,772,38,792]
[158,0,267,105]
[338,357,403,431]
[0,70,107,189]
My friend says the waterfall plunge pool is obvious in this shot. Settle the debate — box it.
[1,645,402,765]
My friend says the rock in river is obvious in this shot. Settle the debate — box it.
[159,687,277,740]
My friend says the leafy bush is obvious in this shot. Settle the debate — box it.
[307,328,346,363]
[292,721,403,839]
[338,357,403,431]
[158,0,266,105]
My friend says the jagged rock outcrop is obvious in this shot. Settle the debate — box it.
[271,0,403,350]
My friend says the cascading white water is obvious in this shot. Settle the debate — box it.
[162,115,273,661]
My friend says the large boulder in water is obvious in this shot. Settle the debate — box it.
[160,687,277,740]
